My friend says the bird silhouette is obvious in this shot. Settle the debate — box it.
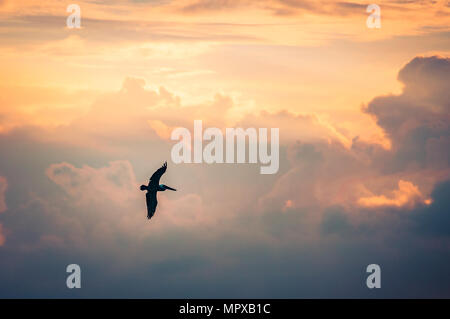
[140,161,176,219]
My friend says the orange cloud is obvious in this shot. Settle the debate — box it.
[358,180,431,209]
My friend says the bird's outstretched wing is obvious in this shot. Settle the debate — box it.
[146,190,158,219]
[149,161,167,188]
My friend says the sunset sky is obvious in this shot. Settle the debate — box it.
[0,0,449,297]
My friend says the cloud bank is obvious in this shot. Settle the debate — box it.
[0,55,449,297]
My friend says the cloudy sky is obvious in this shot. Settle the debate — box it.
[0,0,449,298]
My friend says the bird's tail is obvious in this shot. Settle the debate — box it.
[140,185,148,191]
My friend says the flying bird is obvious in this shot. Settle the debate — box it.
[140,161,176,219]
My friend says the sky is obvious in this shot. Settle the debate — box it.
[0,0,449,298]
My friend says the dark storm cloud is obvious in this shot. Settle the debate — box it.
[412,180,450,237]
[321,207,353,235]
[365,56,450,171]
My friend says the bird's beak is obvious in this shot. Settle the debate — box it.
[165,186,177,191]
